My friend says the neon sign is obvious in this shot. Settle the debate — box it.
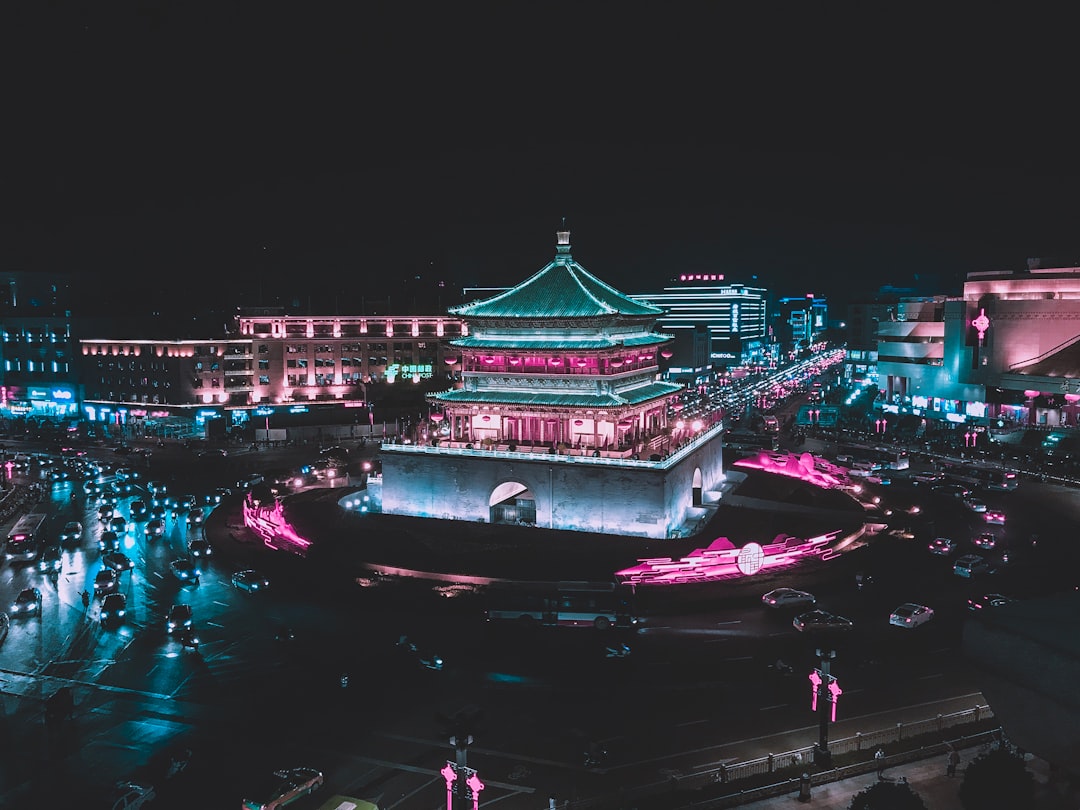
[971,308,990,342]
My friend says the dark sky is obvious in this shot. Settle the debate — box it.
[5,6,1080,317]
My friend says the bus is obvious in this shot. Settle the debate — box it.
[484,581,638,630]
[836,446,910,472]
[5,512,47,562]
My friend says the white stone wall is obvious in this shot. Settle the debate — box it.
[380,435,724,539]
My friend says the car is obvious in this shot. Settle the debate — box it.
[98,504,117,522]
[198,448,228,458]
[130,499,148,520]
[99,531,122,552]
[762,588,817,609]
[94,568,119,596]
[241,767,324,810]
[928,537,958,556]
[792,609,853,633]
[10,587,42,616]
[962,497,987,513]
[59,520,84,543]
[203,491,223,504]
[100,593,127,625]
[232,569,270,593]
[38,545,63,574]
[0,612,9,645]
[83,480,102,495]
[972,532,997,550]
[150,503,167,519]
[186,507,205,526]
[110,479,133,494]
[954,554,995,578]
[109,781,155,810]
[177,494,197,510]
[889,602,935,629]
[103,551,135,572]
[100,491,120,507]
[170,559,201,584]
[214,486,232,499]
[145,518,165,538]
[115,466,138,481]
[967,593,1016,611]
[188,537,213,558]
[931,482,971,498]
[110,516,129,534]
[984,510,1007,525]
[147,480,167,496]
[166,604,193,633]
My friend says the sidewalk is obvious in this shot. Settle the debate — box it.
[733,749,1053,810]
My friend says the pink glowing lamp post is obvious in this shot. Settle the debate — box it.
[440,763,457,810]
[813,648,838,767]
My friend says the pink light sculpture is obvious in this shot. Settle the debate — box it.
[732,451,850,489]
[242,493,313,557]
[615,531,839,585]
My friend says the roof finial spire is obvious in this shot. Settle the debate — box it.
[556,218,571,259]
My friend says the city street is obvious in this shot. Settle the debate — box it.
[1,431,1077,808]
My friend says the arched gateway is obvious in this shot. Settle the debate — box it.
[489,481,537,525]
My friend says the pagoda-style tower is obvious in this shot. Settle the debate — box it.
[433,228,683,454]
[379,228,724,539]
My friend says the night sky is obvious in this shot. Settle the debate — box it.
[6,6,1080,318]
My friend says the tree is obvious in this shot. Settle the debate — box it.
[849,780,929,810]
[958,747,1034,810]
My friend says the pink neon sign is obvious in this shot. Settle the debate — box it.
[242,494,313,557]
[732,451,850,489]
[440,762,456,810]
[809,670,822,712]
[828,678,843,722]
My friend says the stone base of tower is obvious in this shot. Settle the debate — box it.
[380,430,723,539]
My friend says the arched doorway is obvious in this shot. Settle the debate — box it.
[692,467,703,506]
[490,481,537,525]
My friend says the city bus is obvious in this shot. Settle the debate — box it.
[484,581,638,630]
[5,512,47,562]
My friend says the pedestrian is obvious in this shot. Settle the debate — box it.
[875,748,885,778]
[947,748,960,777]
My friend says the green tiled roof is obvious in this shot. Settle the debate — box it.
[431,381,682,408]
[450,334,672,350]
[450,255,664,319]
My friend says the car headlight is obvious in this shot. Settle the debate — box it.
[118,609,125,616]
[168,621,176,628]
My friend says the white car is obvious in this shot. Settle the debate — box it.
[889,603,934,629]
[232,569,271,593]
[984,510,1006,525]
[962,497,987,513]
[761,588,816,609]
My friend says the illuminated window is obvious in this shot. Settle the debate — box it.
[259,375,270,385]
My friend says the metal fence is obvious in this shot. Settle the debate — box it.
[566,704,995,810]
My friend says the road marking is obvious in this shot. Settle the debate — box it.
[726,655,753,661]
[716,620,741,626]
[677,718,709,727]
[207,621,224,628]
[760,704,787,711]
[213,600,229,607]
[152,572,163,580]
[705,638,730,644]
[919,673,944,680]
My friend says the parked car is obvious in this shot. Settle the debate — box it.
[792,609,853,633]
[762,588,816,609]
[889,602,934,629]
[928,537,958,556]
[232,569,270,593]
[954,554,995,578]
[10,587,42,617]
[241,767,324,810]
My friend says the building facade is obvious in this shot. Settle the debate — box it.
[380,230,726,538]
[876,264,1080,428]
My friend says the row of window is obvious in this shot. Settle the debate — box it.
[4,360,71,373]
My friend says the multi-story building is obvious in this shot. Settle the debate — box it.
[380,229,725,538]
[774,294,829,358]
[0,271,79,422]
[876,262,1080,428]
[633,276,769,375]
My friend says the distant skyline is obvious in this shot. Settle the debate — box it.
[6,7,1080,317]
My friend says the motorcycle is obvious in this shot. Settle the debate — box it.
[605,643,631,659]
